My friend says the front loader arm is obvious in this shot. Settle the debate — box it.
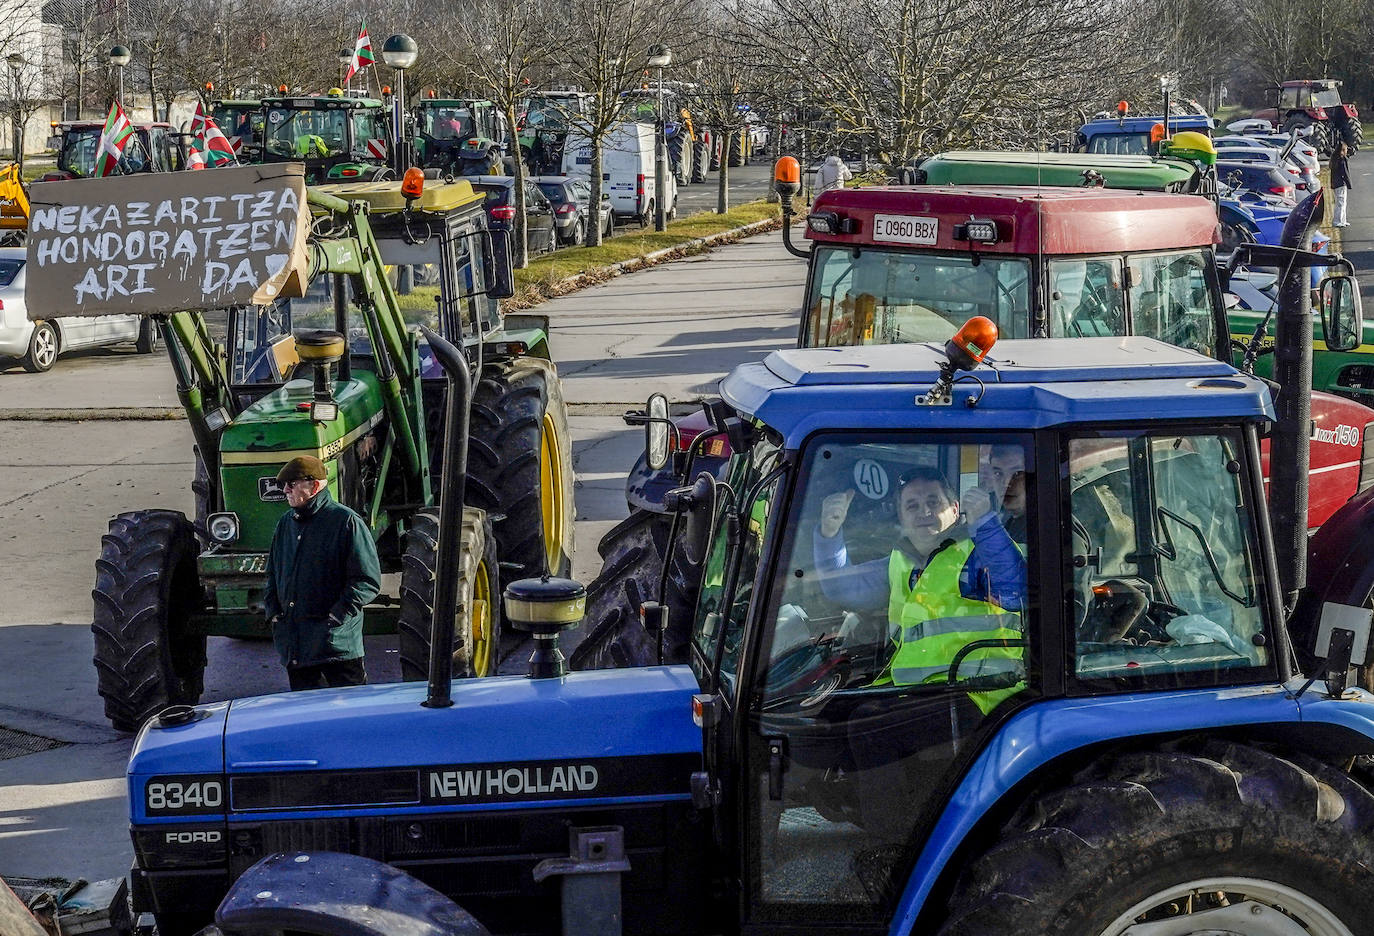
[306,189,430,503]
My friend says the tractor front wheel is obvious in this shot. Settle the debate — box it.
[467,357,576,580]
[92,510,205,732]
[938,739,1374,936]
[569,509,698,670]
[397,507,500,681]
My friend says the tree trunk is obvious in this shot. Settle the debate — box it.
[717,134,729,213]
[505,100,529,268]
[148,60,158,121]
[586,142,605,247]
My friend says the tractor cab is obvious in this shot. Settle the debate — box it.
[255,92,392,183]
[415,98,510,176]
[41,120,185,180]
[518,90,594,174]
[1253,79,1362,154]
[209,98,263,154]
[1077,112,1214,155]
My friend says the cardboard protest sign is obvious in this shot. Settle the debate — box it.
[26,164,310,319]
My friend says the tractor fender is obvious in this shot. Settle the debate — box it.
[888,685,1374,934]
[216,850,490,935]
[1287,484,1374,671]
[624,408,730,515]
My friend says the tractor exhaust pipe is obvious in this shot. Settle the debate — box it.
[1270,187,1324,607]
[418,326,470,710]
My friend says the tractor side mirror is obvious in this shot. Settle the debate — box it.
[483,229,516,300]
[1319,273,1363,352]
[645,392,671,470]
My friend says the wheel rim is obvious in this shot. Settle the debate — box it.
[540,411,566,573]
[1100,876,1352,936]
[34,326,55,367]
[468,555,493,677]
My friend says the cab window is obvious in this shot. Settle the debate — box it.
[1066,430,1273,690]
[1127,249,1217,356]
[1087,133,1151,156]
[351,109,385,154]
[1048,258,1125,337]
[804,246,1032,348]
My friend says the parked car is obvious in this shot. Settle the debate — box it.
[0,247,157,372]
[532,175,615,245]
[1214,138,1317,191]
[469,176,559,256]
[1216,158,1297,206]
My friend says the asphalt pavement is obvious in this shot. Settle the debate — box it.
[0,226,804,884]
[1336,151,1374,307]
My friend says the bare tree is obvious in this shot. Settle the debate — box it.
[689,13,755,213]
[437,0,551,267]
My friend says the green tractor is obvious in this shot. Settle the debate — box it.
[208,98,262,154]
[252,92,395,184]
[415,98,512,176]
[48,171,575,732]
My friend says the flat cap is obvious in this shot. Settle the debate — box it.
[276,455,328,483]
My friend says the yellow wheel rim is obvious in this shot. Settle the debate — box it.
[540,411,566,573]
[470,558,493,677]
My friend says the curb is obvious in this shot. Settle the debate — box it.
[513,215,785,307]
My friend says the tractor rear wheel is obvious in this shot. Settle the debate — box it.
[92,510,205,732]
[569,509,699,670]
[668,132,689,185]
[692,141,709,183]
[397,507,500,681]
[938,739,1374,936]
[467,357,575,580]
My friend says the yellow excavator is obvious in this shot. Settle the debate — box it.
[0,163,29,244]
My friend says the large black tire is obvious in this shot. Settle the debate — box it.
[92,510,205,732]
[1287,115,1330,157]
[397,507,501,681]
[691,140,709,183]
[22,321,57,372]
[569,509,699,670]
[939,738,1374,935]
[668,131,689,185]
[135,318,159,354]
[467,357,575,581]
[728,132,746,168]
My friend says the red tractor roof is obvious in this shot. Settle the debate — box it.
[806,186,1220,254]
[1281,79,1340,89]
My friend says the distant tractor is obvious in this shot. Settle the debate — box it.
[208,98,262,154]
[415,98,511,176]
[253,92,394,183]
[518,90,594,175]
[39,120,187,180]
[1253,79,1362,155]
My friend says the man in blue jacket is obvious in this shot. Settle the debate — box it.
[263,455,382,690]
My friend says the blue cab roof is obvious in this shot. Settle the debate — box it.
[719,337,1274,449]
[1080,114,1215,137]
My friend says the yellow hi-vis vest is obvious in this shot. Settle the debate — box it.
[883,542,1024,714]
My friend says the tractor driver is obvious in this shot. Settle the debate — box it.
[812,463,1025,696]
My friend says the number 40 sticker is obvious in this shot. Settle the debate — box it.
[853,459,889,500]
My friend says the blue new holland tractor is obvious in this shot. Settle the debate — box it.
[127,229,1374,934]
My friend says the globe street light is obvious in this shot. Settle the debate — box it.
[646,43,671,231]
[7,53,23,166]
[381,34,418,173]
[108,44,131,106]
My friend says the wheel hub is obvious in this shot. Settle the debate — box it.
[1104,878,1352,936]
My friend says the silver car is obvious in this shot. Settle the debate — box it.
[0,246,157,372]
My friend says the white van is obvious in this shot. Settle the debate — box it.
[563,122,677,225]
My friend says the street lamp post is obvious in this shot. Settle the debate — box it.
[338,48,352,92]
[7,53,23,167]
[381,34,418,175]
[647,43,671,232]
[107,44,131,108]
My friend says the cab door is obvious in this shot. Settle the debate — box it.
[731,434,1039,932]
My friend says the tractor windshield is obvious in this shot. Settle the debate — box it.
[264,107,347,158]
[57,127,154,177]
[421,107,474,141]
[523,98,573,132]
[213,105,261,145]
[804,245,1031,347]
[1086,132,1151,155]
[1312,87,1343,109]
[1067,429,1274,690]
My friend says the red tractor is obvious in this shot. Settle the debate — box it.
[1252,79,1362,155]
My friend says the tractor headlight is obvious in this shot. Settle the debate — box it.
[207,512,240,544]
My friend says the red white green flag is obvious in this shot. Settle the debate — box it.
[189,102,237,169]
[93,101,133,178]
[344,21,374,82]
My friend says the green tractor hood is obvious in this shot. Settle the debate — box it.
[219,372,386,551]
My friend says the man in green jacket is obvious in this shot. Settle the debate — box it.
[263,455,382,690]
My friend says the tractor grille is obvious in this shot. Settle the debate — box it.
[0,725,68,761]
